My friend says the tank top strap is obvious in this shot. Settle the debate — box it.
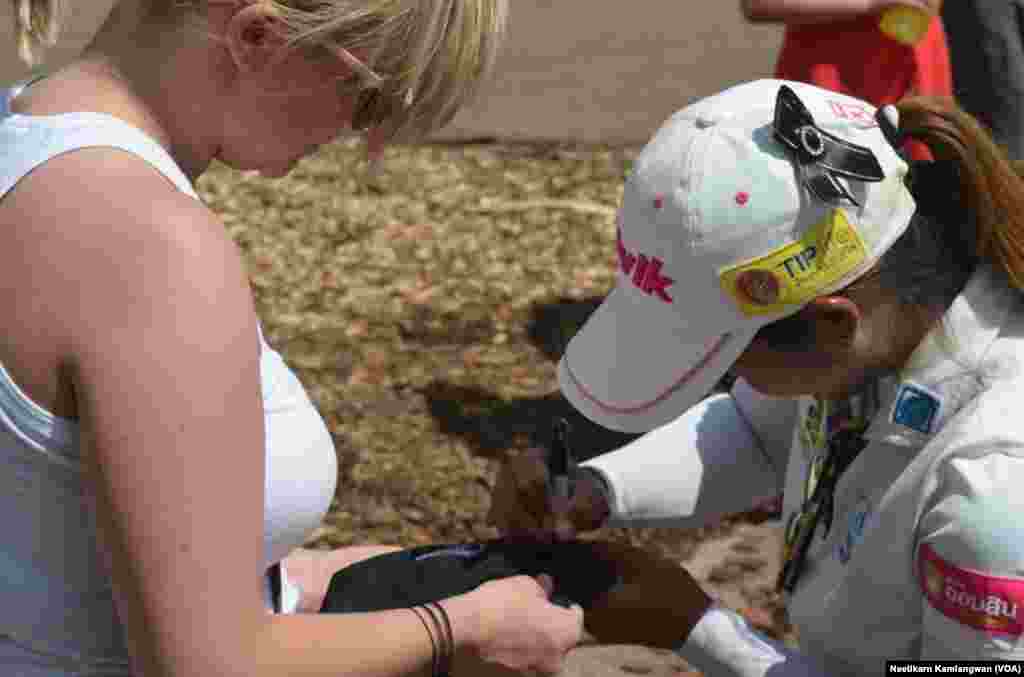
[1,81,199,200]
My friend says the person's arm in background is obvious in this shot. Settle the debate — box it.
[578,377,797,531]
[740,0,934,24]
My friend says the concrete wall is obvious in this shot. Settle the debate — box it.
[437,2,783,144]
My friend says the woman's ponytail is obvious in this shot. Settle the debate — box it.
[895,96,1024,291]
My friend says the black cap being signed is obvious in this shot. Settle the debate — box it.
[319,540,620,613]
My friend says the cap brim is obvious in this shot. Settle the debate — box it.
[558,285,758,433]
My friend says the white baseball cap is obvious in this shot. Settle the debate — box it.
[558,79,917,433]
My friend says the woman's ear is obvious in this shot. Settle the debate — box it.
[804,295,862,354]
[223,3,286,75]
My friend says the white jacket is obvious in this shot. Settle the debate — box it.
[582,265,1024,675]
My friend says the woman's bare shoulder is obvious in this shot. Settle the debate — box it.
[0,146,251,344]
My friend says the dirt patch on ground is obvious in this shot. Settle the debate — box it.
[196,138,795,671]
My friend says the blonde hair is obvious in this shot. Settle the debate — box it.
[267,0,509,140]
[12,0,66,65]
[17,0,507,141]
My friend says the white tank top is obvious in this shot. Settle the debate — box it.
[0,82,338,675]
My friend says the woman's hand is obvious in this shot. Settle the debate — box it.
[487,448,611,542]
[447,574,584,675]
[583,540,713,650]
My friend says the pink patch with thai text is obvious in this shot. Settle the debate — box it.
[918,543,1024,636]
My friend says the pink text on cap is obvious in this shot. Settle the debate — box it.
[616,229,675,303]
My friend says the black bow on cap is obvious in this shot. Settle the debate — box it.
[773,85,886,205]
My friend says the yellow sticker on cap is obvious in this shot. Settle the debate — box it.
[719,208,868,317]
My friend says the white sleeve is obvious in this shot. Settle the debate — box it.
[579,384,790,530]
[916,452,1024,659]
[675,605,827,677]
[729,378,799,489]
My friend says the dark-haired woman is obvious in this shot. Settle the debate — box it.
[491,78,1024,674]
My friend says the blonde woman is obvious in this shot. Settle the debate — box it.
[0,1,584,676]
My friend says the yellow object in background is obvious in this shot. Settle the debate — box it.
[878,3,936,46]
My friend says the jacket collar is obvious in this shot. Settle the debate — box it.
[863,265,1019,448]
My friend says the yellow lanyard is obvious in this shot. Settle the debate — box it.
[778,385,879,594]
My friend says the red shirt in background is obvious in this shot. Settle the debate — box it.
[775,13,952,159]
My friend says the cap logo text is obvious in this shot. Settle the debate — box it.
[828,100,876,125]
[779,245,817,280]
[719,208,868,317]
[617,229,674,303]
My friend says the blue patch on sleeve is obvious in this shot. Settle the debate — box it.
[892,384,940,434]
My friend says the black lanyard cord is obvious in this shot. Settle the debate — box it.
[777,429,869,594]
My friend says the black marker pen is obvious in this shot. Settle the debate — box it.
[549,418,576,506]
